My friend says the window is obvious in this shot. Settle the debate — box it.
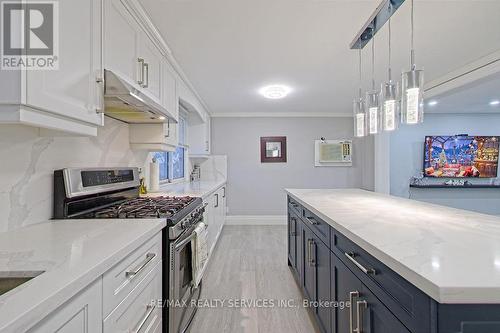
[153,113,187,183]
[153,152,169,181]
[172,146,185,179]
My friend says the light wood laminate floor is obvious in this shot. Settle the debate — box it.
[188,225,318,333]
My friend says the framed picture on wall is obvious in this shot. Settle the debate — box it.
[260,136,287,163]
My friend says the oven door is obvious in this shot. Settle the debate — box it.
[169,223,203,333]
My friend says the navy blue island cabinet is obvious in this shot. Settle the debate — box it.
[287,196,500,333]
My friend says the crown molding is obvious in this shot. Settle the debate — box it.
[211,112,353,118]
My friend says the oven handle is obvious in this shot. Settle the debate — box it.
[174,221,206,250]
[175,232,196,250]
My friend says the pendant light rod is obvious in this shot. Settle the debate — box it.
[371,38,376,90]
[358,48,362,99]
[388,18,392,81]
[410,0,416,69]
[350,0,406,49]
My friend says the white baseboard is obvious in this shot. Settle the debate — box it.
[225,215,287,226]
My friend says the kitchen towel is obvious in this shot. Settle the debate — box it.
[150,160,160,192]
[191,222,209,288]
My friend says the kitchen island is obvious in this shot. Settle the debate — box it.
[286,188,500,333]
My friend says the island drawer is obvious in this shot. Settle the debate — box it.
[103,232,162,317]
[332,231,432,333]
[300,207,330,246]
[288,197,303,216]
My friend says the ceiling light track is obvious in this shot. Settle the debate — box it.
[350,0,406,50]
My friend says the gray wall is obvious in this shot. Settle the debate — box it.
[212,117,374,216]
[390,113,500,215]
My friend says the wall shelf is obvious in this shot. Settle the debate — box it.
[410,184,500,189]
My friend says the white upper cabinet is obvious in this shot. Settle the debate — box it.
[137,32,164,104]
[0,0,104,136]
[104,0,141,85]
[188,115,211,156]
[164,64,179,122]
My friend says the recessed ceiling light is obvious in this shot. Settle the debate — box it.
[428,100,438,106]
[490,100,500,106]
[259,85,291,99]
[158,116,166,120]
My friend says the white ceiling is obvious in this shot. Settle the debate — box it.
[141,0,500,116]
[428,73,500,114]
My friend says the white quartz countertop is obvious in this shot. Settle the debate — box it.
[145,179,226,199]
[285,188,500,304]
[0,219,166,332]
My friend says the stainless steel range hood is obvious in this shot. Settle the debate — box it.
[104,70,175,123]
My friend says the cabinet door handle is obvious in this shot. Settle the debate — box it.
[310,240,316,266]
[143,63,149,88]
[205,140,209,152]
[306,239,311,265]
[133,304,155,333]
[137,58,145,85]
[345,252,376,275]
[305,216,319,226]
[214,193,219,208]
[95,75,104,113]
[164,118,171,138]
[125,253,156,277]
[222,187,226,198]
[354,300,368,333]
[349,291,360,333]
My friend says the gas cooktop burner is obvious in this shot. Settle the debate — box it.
[90,196,197,219]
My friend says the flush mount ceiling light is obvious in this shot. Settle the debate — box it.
[490,100,500,106]
[259,85,291,99]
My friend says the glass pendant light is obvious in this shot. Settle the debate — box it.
[401,0,424,125]
[381,18,399,131]
[353,48,366,138]
[366,38,380,135]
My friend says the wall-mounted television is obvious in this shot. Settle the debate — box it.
[423,135,499,178]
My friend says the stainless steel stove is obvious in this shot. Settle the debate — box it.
[53,167,205,333]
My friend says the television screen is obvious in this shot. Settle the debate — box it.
[423,136,499,178]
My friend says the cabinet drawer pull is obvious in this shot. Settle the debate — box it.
[354,300,368,333]
[137,58,145,85]
[349,291,360,333]
[214,193,219,208]
[345,252,376,275]
[126,253,156,277]
[305,216,319,226]
[133,304,155,333]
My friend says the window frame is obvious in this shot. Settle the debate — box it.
[157,112,188,185]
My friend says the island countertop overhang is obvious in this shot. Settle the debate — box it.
[285,188,500,304]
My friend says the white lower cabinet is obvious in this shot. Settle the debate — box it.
[103,262,162,333]
[204,185,226,254]
[29,232,163,333]
[28,279,103,333]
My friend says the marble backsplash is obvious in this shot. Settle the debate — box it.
[0,118,150,232]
